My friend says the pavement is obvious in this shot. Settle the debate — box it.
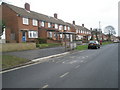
[3,46,66,60]
[2,43,119,88]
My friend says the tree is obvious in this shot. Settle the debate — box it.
[0,20,6,36]
[104,26,116,41]
[91,28,100,41]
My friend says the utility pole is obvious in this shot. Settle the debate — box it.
[99,21,102,40]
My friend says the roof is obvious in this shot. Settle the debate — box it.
[2,2,68,25]
[66,22,91,32]
[58,32,76,34]
[75,25,91,31]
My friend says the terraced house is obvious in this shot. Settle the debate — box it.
[67,21,91,42]
[2,2,76,43]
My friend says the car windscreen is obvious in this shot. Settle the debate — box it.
[89,41,96,43]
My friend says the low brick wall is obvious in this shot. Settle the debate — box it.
[47,39,61,44]
[1,43,36,52]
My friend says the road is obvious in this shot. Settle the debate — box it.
[2,43,119,88]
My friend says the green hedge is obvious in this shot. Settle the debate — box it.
[36,38,47,44]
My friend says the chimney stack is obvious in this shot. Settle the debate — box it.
[25,3,30,11]
[82,24,84,27]
[90,28,92,31]
[73,21,75,25]
[54,13,58,19]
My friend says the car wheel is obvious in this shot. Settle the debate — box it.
[96,46,98,49]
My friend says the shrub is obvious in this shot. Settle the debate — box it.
[36,38,47,44]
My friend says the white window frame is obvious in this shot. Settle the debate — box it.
[60,34,63,38]
[59,25,63,30]
[28,31,38,38]
[55,24,58,29]
[49,32,52,38]
[81,30,83,33]
[64,26,67,30]
[41,21,45,27]
[76,29,79,33]
[23,17,29,25]
[32,19,38,26]
[66,34,69,38]
[68,26,70,30]
[48,22,52,28]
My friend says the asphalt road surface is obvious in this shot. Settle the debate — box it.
[2,43,119,88]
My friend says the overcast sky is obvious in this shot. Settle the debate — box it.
[1,0,119,36]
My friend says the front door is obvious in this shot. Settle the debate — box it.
[22,31,26,42]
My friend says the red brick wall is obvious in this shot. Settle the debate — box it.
[38,28,47,38]
[47,39,61,44]
[18,17,38,42]
[2,4,19,42]
[2,3,39,43]
[5,28,11,42]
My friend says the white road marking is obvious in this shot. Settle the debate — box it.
[82,57,85,59]
[1,52,70,74]
[60,72,69,78]
[42,84,49,88]
[75,65,80,69]
[80,60,84,62]
[69,60,77,64]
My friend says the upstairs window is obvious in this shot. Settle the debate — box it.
[76,29,79,33]
[68,26,70,30]
[48,22,52,28]
[64,26,67,30]
[41,21,45,27]
[23,17,29,25]
[32,19,38,26]
[80,30,81,33]
[55,24,58,29]
[81,30,83,33]
[59,25,63,30]
[83,31,84,34]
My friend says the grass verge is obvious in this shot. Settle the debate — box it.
[102,41,113,45]
[76,41,113,51]
[1,55,29,70]
[76,45,88,50]
[36,43,62,48]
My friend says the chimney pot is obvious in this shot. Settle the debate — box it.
[82,24,84,27]
[90,28,92,31]
[73,21,75,25]
[25,3,30,11]
[54,13,57,19]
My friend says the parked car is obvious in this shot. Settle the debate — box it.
[113,39,119,43]
[88,40,100,49]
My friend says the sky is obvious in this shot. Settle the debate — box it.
[1,0,119,36]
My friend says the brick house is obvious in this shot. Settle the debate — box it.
[69,21,91,41]
[2,2,75,43]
